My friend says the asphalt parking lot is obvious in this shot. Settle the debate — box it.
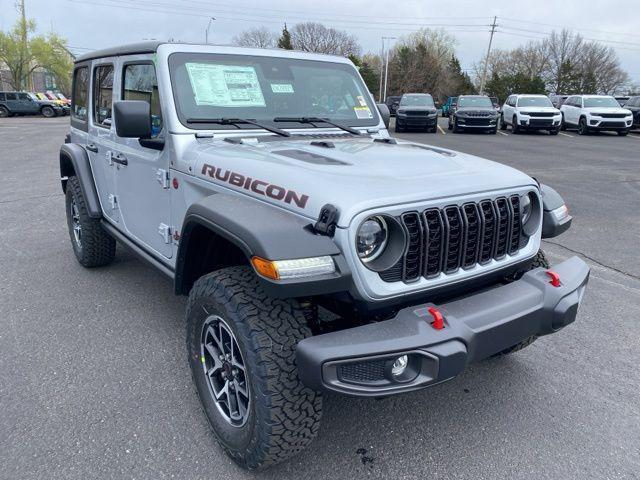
[1,116,639,480]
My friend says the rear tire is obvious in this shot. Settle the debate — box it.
[186,266,322,470]
[0,105,10,117]
[65,176,116,267]
[494,250,550,356]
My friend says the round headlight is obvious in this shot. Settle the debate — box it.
[521,192,534,225]
[356,216,388,262]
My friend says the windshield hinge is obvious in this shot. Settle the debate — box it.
[314,204,339,237]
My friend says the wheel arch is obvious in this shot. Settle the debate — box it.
[59,143,102,218]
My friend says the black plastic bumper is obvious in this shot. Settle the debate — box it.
[397,116,438,127]
[297,256,589,397]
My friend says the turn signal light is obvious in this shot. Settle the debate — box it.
[251,257,280,280]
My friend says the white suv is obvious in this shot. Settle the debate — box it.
[500,94,562,135]
[560,95,633,136]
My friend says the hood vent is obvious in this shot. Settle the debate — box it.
[273,149,350,166]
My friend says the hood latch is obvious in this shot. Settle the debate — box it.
[314,204,339,237]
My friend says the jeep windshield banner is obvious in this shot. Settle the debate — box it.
[168,52,380,130]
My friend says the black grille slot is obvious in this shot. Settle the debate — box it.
[598,113,627,118]
[479,200,497,263]
[494,197,511,259]
[338,360,386,384]
[461,203,481,268]
[443,206,463,273]
[423,209,444,278]
[378,194,527,283]
[508,196,521,255]
[401,212,423,282]
[528,112,555,117]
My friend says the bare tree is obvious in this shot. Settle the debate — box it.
[231,27,277,49]
[291,22,360,56]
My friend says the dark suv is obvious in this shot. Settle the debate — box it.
[448,95,499,134]
[0,91,62,118]
[625,96,640,128]
[394,93,438,133]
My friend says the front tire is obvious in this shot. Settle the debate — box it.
[618,129,629,136]
[550,128,560,136]
[41,106,55,118]
[500,114,507,130]
[511,116,520,134]
[65,176,116,267]
[578,117,589,135]
[186,267,322,470]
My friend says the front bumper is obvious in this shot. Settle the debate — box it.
[397,115,438,128]
[297,256,589,397]
[519,116,562,129]
[456,117,498,128]
[587,117,632,130]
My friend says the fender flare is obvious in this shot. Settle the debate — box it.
[540,183,572,238]
[175,193,350,297]
[59,143,102,218]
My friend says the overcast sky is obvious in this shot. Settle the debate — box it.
[2,0,639,84]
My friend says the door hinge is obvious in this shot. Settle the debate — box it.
[108,194,118,210]
[156,169,170,189]
[158,223,172,244]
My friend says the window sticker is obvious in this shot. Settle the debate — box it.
[185,63,266,107]
[271,83,294,93]
[354,106,373,119]
[357,95,368,107]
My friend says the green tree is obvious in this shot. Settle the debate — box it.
[0,18,73,92]
[349,54,379,94]
[448,55,476,97]
[485,72,546,102]
[277,24,293,50]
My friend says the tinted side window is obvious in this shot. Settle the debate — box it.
[18,93,30,100]
[72,67,89,121]
[6,93,17,101]
[93,64,114,128]
[0,93,5,101]
[123,63,163,136]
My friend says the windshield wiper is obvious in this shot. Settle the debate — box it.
[185,117,290,137]
[273,117,362,136]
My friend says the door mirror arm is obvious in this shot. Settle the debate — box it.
[139,137,165,151]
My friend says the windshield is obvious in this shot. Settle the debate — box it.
[400,94,434,107]
[517,96,553,108]
[169,53,380,129]
[584,97,620,108]
[458,96,493,108]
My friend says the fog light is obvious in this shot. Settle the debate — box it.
[391,355,409,377]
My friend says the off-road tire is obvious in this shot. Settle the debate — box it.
[41,106,55,118]
[0,105,10,117]
[65,176,116,267]
[495,250,550,356]
[186,266,322,470]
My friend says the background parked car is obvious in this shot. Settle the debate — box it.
[394,93,438,133]
[0,91,62,118]
[624,96,640,129]
[560,95,633,136]
[385,95,402,116]
[500,94,561,135]
[615,96,630,107]
[35,92,69,115]
[448,95,499,134]
[441,96,458,117]
[549,94,569,108]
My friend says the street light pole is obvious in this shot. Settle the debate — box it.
[382,36,396,103]
[205,17,216,44]
[378,37,384,102]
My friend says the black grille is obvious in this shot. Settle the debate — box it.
[529,119,554,126]
[406,110,430,116]
[338,360,386,383]
[381,195,525,283]
[463,117,493,126]
[597,113,627,118]
[598,121,627,128]
[527,112,555,117]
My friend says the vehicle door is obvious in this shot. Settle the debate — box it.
[503,96,514,122]
[17,93,39,113]
[87,60,120,223]
[113,58,172,259]
[4,92,22,113]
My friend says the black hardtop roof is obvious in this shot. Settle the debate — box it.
[75,41,162,63]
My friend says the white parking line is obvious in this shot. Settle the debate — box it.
[498,131,509,136]
[437,125,446,135]
[628,134,640,140]
[558,132,574,138]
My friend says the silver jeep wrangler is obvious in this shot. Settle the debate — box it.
[60,42,589,469]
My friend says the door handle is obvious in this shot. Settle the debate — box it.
[86,143,98,153]
[111,153,128,166]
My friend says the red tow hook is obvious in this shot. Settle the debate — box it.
[427,307,445,330]
[546,270,561,287]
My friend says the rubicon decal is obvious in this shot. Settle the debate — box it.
[201,164,310,209]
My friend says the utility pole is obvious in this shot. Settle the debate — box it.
[479,16,497,95]
[382,36,396,103]
[205,17,216,44]
[378,37,384,102]
[17,0,28,90]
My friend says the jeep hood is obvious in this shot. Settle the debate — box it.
[187,136,536,227]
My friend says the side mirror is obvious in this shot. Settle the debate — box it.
[114,100,152,138]
[377,103,390,129]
